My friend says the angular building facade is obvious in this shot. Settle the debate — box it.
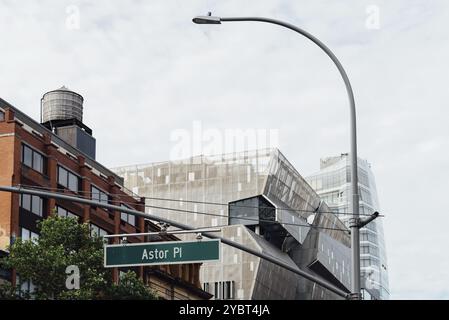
[306,154,390,300]
[112,149,353,300]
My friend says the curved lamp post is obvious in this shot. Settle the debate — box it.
[193,13,361,300]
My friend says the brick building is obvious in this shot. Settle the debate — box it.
[0,87,211,300]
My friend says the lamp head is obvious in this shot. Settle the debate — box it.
[192,12,221,24]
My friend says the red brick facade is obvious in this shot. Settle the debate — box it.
[0,103,211,300]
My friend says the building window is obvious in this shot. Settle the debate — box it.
[0,110,4,122]
[361,231,378,243]
[23,146,32,167]
[90,223,108,237]
[206,281,234,300]
[120,204,136,226]
[17,275,37,298]
[21,144,45,174]
[222,281,234,300]
[19,194,43,217]
[58,166,80,193]
[119,270,127,279]
[91,185,109,205]
[20,279,36,296]
[21,227,39,243]
[214,282,219,299]
[56,206,78,219]
[361,258,370,268]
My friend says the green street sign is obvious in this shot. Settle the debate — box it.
[104,239,220,267]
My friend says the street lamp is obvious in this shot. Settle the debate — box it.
[193,13,362,300]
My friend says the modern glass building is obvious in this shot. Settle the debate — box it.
[112,149,353,300]
[306,154,390,299]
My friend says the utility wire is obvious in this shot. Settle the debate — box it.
[22,185,348,233]
[138,195,382,218]
[16,184,350,233]
[142,203,349,233]
[2,184,350,298]
[17,183,382,218]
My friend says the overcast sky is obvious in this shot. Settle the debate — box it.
[1,0,448,299]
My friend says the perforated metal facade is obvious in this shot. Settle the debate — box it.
[112,149,352,300]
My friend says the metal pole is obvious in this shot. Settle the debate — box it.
[194,16,360,299]
[0,185,350,299]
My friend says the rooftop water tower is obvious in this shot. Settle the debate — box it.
[41,86,84,123]
[41,86,96,159]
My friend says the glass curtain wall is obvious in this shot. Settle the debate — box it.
[306,155,390,299]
